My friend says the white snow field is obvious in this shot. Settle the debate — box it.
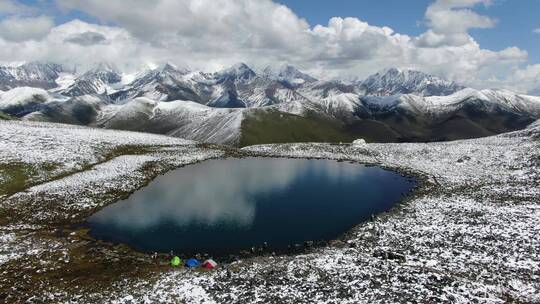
[0,120,539,303]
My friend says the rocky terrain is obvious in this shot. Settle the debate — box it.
[0,120,538,303]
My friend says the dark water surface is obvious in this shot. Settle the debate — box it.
[87,158,416,255]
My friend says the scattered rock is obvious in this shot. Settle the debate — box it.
[352,138,367,147]
[373,250,407,263]
[457,155,471,163]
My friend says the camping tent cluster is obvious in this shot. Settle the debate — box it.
[171,256,218,270]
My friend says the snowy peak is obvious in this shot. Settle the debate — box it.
[217,63,256,82]
[125,63,189,86]
[85,62,120,75]
[80,63,121,84]
[263,64,317,87]
[61,62,122,96]
[360,68,465,97]
[156,62,190,77]
[108,63,199,102]
[125,63,188,88]
[0,62,64,90]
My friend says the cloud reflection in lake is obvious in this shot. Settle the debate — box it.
[90,158,370,230]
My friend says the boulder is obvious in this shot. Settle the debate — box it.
[352,139,367,147]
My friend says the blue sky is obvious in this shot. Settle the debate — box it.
[277,0,540,63]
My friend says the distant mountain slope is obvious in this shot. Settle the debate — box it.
[4,84,539,146]
[0,62,64,90]
[297,80,362,121]
[0,87,68,117]
[1,61,540,146]
[96,98,245,145]
[23,95,108,126]
[239,109,355,147]
[109,63,197,102]
[12,89,350,145]
[358,68,465,97]
[0,111,16,120]
[262,64,317,88]
[110,63,313,109]
[93,97,353,146]
[60,63,122,96]
[355,88,540,141]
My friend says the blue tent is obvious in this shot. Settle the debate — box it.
[185,258,200,268]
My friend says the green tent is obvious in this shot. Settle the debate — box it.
[171,256,181,267]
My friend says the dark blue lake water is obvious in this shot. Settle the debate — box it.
[87,157,415,255]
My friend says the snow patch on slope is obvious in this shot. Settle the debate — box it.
[0,87,65,110]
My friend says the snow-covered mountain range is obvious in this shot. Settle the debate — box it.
[60,62,122,97]
[358,68,465,96]
[1,61,539,145]
[0,62,64,90]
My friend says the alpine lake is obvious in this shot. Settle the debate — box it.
[87,157,416,257]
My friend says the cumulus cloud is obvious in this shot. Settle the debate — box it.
[0,0,535,92]
[56,0,311,50]
[415,0,495,47]
[507,64,540,94]
[0,15,53,41]
[0,20,155,72]
[64,31,108,46]
[425,0,495,33]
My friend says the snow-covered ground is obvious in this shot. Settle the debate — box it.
[0,120,539,303]
[0,120,200,201]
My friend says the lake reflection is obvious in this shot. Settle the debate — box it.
[88,158,415,255]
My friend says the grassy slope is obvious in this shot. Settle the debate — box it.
[345,119,402,143]
[0,111,17,120]
[239,110,357,147]
[0,163,42,196]
[238,109,517,147]
[0,145,153,199]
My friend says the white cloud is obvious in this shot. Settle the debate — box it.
[534,28,540,34]
[415,0,495,47]
[0,0,35,15]
[0,0,534,92]
[0,20,155,72]
[0,15,53,42]
[56,0,311,50]
[505,64,540,94]
[426,0,495,33]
